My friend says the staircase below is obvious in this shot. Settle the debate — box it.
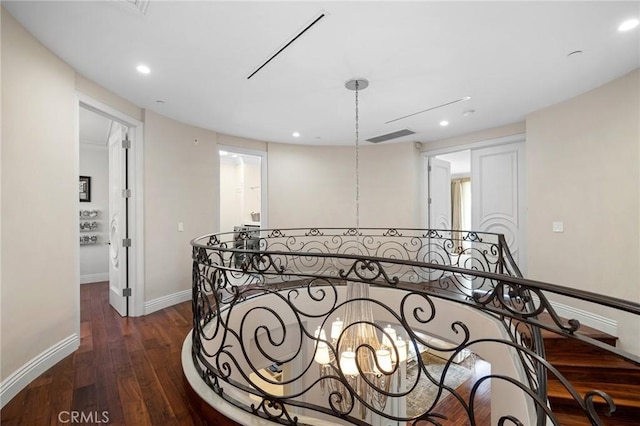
[541,315,640,425]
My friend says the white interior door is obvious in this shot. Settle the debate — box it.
[108,123,128,316]
[471,142,526,272]
[428,157,452,230]
[426,157,452,278]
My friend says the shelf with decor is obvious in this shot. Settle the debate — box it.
[80,235,98,245]
[79,209,99,218]
[80,221,98,231]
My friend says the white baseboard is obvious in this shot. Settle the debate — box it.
[0,333,79,408]
[532,297,618,337]
[549,300,618,337]
[80,272,109,284]
[144,289,191,315]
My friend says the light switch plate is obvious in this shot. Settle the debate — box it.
[178,222,184,232]
[552,221,564,233]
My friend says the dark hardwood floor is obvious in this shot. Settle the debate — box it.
[1,281,493,426]
[1,282,207,426]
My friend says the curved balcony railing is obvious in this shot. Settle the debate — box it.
[188,228,640,426]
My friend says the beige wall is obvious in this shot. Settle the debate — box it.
[75,73,143,122]
[527,69,640,354]
[218,133,267,152]
[1,10,78,380]
[143,110,218,302]
[268,142,421,229]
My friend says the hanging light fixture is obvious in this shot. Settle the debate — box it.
[313,79,409,421]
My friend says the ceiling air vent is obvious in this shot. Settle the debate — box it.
[366,129,415,144]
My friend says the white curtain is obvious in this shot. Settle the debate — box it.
[451,178,470,253]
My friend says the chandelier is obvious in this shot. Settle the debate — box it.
[312,79,409,421]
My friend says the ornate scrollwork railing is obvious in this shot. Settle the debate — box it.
[189,227,640,426]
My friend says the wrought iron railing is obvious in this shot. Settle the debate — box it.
[189,228,640,425]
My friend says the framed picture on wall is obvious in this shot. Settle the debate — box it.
[79,176,91,202]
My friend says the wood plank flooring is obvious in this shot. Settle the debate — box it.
[1,281,492,426]
[1,282,207,426]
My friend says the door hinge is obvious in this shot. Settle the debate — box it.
[122,139,131,149]
[428,197,432,204]
[122,189,131,198]
[122,238,132,247]
[428,165,432,172]
[122,288,132,297]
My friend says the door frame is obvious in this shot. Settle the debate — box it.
[76,93,145,317]
[216,144,268,232]
[421,133,525,229]
[422,133,527,273]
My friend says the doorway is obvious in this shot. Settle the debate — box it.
[218,145,268,235]
[77,95,144,317]
[424,137,526,274]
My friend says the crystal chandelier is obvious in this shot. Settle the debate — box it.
[312,79,409,421]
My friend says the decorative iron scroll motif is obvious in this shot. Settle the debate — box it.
[190,228,640,426]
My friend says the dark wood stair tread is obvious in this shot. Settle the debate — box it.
[545,351,640,369]
[554,410,640,426]
[537,313,618,343]
[547,380,640,408]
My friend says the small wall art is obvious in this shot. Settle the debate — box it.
[79,176,91,202]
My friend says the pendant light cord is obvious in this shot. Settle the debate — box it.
[355,81,360,235]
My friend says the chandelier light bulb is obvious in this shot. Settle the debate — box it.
[382,325,397,348]
[375,349,393,375]
[314,326,327,341]
[339,349,359,376]
[331,318,343,340]
[315,344,331,365]
[394,337,407,362]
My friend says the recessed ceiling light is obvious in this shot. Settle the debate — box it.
[155,99,165,104]
[440,120,449,127]
[463,110,475,117]
[567,50,583,58]
[136,64,151,74]
[618,18,639,32]
[292,132,301,137]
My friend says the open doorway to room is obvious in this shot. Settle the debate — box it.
[218,145,268,244]
[78,107,111,287]
[435,150,471,254]
[77,97,144,317]
[424,138,526,274]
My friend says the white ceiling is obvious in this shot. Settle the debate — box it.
[5,1,639,146]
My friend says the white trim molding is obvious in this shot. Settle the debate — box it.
[80,273,109,284]
[550,300,619,337]
[144,289,191,315]
[533,297,619,337]
[0,334,79,408]
[77,93,145,317]
[421,133,526,158]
